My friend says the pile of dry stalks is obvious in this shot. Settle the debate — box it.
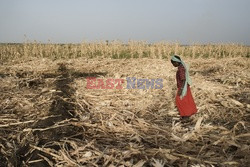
[0,56,249,166]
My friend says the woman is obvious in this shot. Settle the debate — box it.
[171,55,197,120]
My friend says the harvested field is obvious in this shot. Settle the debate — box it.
[0,56,249,166]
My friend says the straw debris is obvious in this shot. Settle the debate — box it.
[0,56,249,166]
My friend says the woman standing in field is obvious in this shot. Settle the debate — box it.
[171,55,197,120]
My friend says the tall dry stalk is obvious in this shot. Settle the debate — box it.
[0,41,249,62]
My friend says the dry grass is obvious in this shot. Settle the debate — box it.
[0,54,249,166]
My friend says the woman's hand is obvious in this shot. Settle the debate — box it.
[178,88,183,96]
[178,80,185,96]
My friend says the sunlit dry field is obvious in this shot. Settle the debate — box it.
[0,43,249,166]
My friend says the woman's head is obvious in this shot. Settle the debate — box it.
[171,55,182,67]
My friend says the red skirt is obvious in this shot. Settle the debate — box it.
[175,86,197,117]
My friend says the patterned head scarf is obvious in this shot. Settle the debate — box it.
[171,55,192,99]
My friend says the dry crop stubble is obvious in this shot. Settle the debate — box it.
[0,52,249,166]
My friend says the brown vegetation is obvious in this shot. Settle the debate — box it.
[0,44,249,166]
